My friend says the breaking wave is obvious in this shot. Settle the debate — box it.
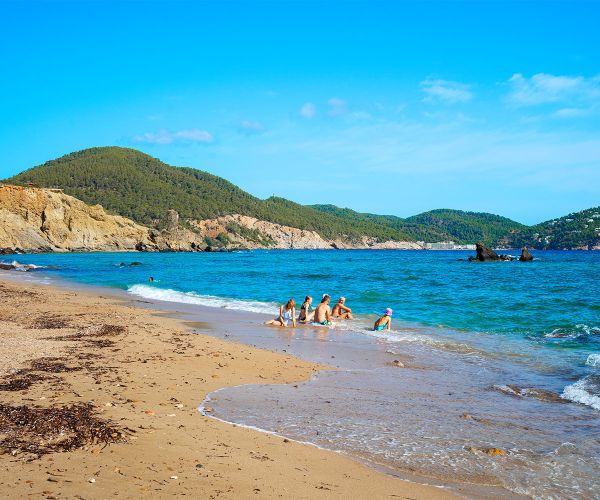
[562,375,600,411]
[127,284,276,315]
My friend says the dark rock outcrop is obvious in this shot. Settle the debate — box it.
[519,247,534,261]
[469,242,514,262]
[469,242,499,261]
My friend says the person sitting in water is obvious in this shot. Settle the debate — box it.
[265,299,297,328]
[374,308,392,331]
[298,296,314,323]
[313,294,332,326]
[332,296,353,319]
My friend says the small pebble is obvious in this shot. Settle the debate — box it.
[89,478,96,483]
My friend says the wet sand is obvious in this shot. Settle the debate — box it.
[0,276,456,499]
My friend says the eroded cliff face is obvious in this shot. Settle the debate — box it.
[0,185,156,252]
[191,214,423,250]
[0,185,422,253]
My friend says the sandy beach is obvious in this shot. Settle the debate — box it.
[0,276,455,499]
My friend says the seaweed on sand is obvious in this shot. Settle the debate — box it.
[0,403,126,457]
[0,373,47,392]
[28,357,81,373]
[48,324,127,345]
[31,315,71,329]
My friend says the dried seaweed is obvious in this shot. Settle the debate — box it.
[0,403,125,456]
[46,324,127,343]
[28,357,80,373]
[31,315,71,329]
[0,373,46,392]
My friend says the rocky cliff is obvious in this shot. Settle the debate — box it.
[192,214,423,250]
[0,184,421,253]
[0,184,158,252]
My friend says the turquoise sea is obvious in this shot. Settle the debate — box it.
[5,249,600,497]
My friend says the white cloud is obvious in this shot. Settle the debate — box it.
[554,107,590,118]
[420,79,473,103]
[239,120,265,134]
[133,128,214,145]
[507,73,600,106]
[327,98,348,116]
[299,102,316,118]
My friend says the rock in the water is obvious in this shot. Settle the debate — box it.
[470,242,500,261]
[519,247,534,262]
[469,242,515,262]
[0,263,16,270]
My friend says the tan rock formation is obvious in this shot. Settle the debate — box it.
[0,184,155,252]
[191,214,423,250]
[0,185,422,253]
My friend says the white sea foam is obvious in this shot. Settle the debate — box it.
[561,377,600,410]
[586,354,600,368]
[0,260,46,271]
[127,284,276,315]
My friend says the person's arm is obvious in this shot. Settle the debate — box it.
[387,318,391,331]
[291,307,296,328]
[279,305,283,322]
[326,307,331,322]
[340,304,352,313]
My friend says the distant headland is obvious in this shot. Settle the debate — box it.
[1,147,598,253]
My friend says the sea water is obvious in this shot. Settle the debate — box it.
[5,250,600,498]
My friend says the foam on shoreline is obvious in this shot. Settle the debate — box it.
[128,284,276,315]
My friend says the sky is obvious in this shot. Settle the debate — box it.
[1,0,599,225]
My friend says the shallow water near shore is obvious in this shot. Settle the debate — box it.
[3,249,600,498]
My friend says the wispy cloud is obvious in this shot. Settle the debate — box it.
[239,120,265,134]
[133,128,214,145]
[507,73,600,106]
[420,79,473,103]
[299,102,316,118]
[327,98,348,116]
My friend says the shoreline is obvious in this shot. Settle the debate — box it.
[0,274,458,499]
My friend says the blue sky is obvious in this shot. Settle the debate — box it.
[1,0,599,224]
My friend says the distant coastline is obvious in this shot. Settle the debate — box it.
[1,147,599,253]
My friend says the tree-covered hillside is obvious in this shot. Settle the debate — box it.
[310,205,523,245]
[504,208,600,250]
[6,146,597,249]
[5,147,410,242]
[405,209,525,245]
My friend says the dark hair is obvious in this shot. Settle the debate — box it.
[285,298,296,310]
[321,295,330,303]
[303,296,312,303]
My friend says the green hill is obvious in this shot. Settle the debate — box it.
[6,146,597,249]
[4,147,410,242]
[404,209,525,245]
[310,205,523,245]
[505,208,600,250]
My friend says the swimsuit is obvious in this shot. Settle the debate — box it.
[314,320,331,326]
[281,308,293,326]
[374,324,386,331]
[299,303,310,321]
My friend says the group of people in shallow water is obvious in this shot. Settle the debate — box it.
[265,294,392,332]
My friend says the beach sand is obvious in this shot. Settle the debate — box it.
[0,277,455,499]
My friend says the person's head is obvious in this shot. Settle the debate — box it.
[149,276,154,282]
[338,296,346,304]
[286,298,296,309]
[321,294,330,304]
[384,308,393,317]
[304,295,312,304]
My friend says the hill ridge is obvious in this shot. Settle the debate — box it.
[5,146,599,249]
